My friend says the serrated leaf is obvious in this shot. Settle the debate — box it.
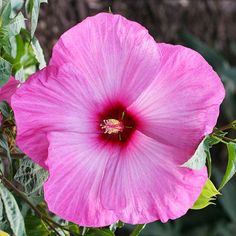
[219,142,236,190]
[191,178,220,210]
[31,37,46,69]
[0,183,26,236]
[0,57,12,86]
[14,157,48,195]
[7,12,25,36]
[0,27,11,55]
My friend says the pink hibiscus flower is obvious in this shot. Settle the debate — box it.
[0,76,20,125]
[12,13,225,226]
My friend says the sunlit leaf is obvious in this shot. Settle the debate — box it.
[181,138,208,170]
[14,156,48,195]
[0,184,26,236]
[26,0,47,37]
[0,230,10,236]
[0,0,11,24]
[7,12,25,36]
[31,36,46,69]
[191,179,221,210]
[219,142,236,190]
[15,66,24,82]
[0,133,10,159]
[109,221,124,233]
[10,0,24,11]
[182,135,222,171]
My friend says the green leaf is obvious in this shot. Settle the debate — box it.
[0,197,3,222]
[0,102,11,117]
[0,57,12,86]
[87,228,115,236]
[31,37,46,69]
[0,158,3,173]
[25,214,49,236]
[29,0,47,37]
[130,224,146,236]
[181,138,208,170]
[68,223,80,234]
[0,133,10,159]
[0,0,11,24]
[191,179,221,210]
[109,221,124,232]
[219,142,236,190]
[14,156,48,195]
[0,28,11,56]
[182,135,222,171]
[214,168,236,221]
[10,0,24,11]
[15,66,24,82]
[0,183,26,236]
[7,12,25,36]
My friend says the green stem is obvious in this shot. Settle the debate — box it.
[130,224,146,236]
[214,134,236,144]
[211,135,228,144]
[215,123,233,131]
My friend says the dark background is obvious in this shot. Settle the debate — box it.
[37,0,236,62]
[37,1,236,235]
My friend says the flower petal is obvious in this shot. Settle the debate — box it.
[12,65,101,167]
[0,76,19,105]
[50,13,160,105]
[44,131,118,227]
[128,43,225,160]
[100,131,207,224]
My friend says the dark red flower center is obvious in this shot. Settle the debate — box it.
[98,103,137,145]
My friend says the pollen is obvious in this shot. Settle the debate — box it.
[100,119,124,134]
